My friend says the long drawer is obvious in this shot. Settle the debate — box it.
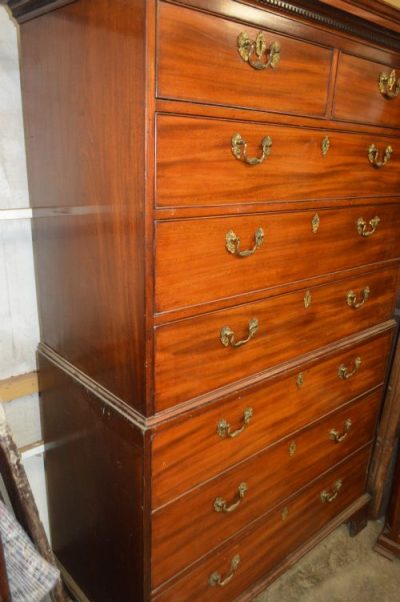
[152,390,380,587]
[152,331,393,507]
[334,53,400,128]
[152,446,371,600]
[156,208,400,312]
[155,268,397,408]
[157,2,332,117]
[156,115,400,208]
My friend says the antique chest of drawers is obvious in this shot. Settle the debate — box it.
[8,0,400,600]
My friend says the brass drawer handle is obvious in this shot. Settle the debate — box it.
[232,133,272,165]
[226,227,264,257]
[338,357,361,380]
[347,286,370,309]
[357,216,380,238]
[368,144,392,168]
[330,419,352,443]
[320,479,343,503]
[217,408,253,439]
[220,318,258,348]
[214,482,248,513]
[379,69,400,99]
[237,31,280,71]
[209,554,240,587]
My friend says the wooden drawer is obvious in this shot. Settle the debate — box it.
[152,446,371,599]
[156,208,400,313]
[157,2,332,117]
[152,390,380,587]
[152,331,393,507]
[155,268,397,409]
[156,115,400,208]
[334,53,400,128]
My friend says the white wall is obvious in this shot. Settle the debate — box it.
[0,5,48,534]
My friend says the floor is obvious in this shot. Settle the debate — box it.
[255,521,400,602]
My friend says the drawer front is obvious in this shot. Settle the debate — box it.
[152,447,371,600]
[334,53,400,128]
[155,268,397,408]
[152,390,380,587]
[156,115,400,208]
[156,208,400,313]
[152,331,393,508]
[157,2,332,117]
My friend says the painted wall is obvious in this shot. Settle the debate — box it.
[0,5,48,535]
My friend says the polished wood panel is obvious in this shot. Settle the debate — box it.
[153,447,371,600]
[156,115,400,208]
[156,209,400,313]
[13,0,400,600]
[152,331,393,507]
[155,269,397,408]
[38,355,150,602]
[20,0,149,413]
[157,2,332,117]
[334,53,400,128]
[152,390,380,587]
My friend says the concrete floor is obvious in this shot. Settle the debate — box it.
[255,521,400,602]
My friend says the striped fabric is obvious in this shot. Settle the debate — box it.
[0,500,59,601]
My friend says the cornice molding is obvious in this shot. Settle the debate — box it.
[5,0,400,50]
[252,0,400,51]
[6,0,77,23]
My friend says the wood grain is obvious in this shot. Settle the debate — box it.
[38,354,149,602]
[152,391,380,587]
[156,115,400,208]
[20,0,149,413]
[156,207,400,313]
[334,52,400,128]
[155,268,398,408]
[152,446,371,600]
[157,2,332,117]
[152,330,393,506]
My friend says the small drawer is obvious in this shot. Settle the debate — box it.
[152,331,393,507]
[156,115,400,208]
[334,53,400,128]
[157,2,332,117]
[156,207,400,313]
[152,446,371,599]
[155,268,397,408]
[152,391,380,587]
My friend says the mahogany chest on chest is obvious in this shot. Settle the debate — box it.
[8,0,400,599]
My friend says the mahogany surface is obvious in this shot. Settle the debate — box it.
[155,271,397,408]
[38,355,149,602]
[152,390,380,587]
[334,52,400,128]
[155,213,400,313]
[152,330,393,506]
[156,116,400,208]
[8,0,400,599]
[20,0,149,413]
[157,1,332,117]
[153,447,371,601]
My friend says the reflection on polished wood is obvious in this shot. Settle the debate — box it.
[8,0,400,599]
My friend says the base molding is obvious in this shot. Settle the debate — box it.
[237,494,371,602]
[374,529,400,561]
